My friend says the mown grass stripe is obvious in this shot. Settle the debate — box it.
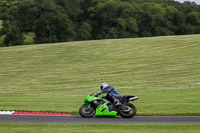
[0,34,199,116]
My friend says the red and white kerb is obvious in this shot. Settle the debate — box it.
[0,111,71,116]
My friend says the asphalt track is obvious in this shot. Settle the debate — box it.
[0,115,200,123]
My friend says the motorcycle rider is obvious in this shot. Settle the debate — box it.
[95,82,125,110]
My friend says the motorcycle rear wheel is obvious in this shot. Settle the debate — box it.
[79,104,95,118]
[119,103,136,118]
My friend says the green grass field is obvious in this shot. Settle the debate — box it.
[0,123,200,133]
[0,34,199,115]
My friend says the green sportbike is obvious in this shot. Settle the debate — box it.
[79,93,139,118]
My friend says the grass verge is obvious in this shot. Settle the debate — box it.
[0,122,199,133]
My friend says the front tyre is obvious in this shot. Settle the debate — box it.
[119,103,137,118]
[79,104,95,118]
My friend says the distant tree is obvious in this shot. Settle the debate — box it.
[78,21,92,40]
[33,0,75,43]
[15,0,37,32]
[173,10,186,34]
[182,1,200,13]
[0,21,8,36]
[1,0,200,47]
[187,11,200,25]
[89,0,138,39]
[0,0,25,46]
[0,1,11,35]
[55,0,82,22]
[3,21,25,46]
[138,3,171,36]
[186,11,200,33]
[164,6,179,34]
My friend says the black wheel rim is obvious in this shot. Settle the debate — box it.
[121,105,134,115]
[82,107,94,116]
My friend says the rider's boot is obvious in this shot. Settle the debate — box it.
[115,101,126,111]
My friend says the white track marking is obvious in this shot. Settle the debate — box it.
[0,111,15,115]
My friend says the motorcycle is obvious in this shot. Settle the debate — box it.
[79,93,139,118]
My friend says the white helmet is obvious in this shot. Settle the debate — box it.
[100,82,109,90]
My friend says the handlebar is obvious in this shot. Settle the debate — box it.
[89,93,96,96]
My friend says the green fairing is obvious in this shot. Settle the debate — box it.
[84,95,118,118]
[84,95,100,103]
[95,103,118,118]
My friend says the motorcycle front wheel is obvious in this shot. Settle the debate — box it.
[119,103,137,118]
[79,104,95,118]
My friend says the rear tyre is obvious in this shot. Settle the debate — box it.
[119,103,136,118]
[79,104,95,118]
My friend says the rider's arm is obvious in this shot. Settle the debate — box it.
[95,92,101,97]
[95,87,111,96]
[101,87,111,93]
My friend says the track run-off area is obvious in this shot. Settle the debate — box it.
[0,115,200,123]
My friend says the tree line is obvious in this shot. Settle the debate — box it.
[0,0,200,46]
